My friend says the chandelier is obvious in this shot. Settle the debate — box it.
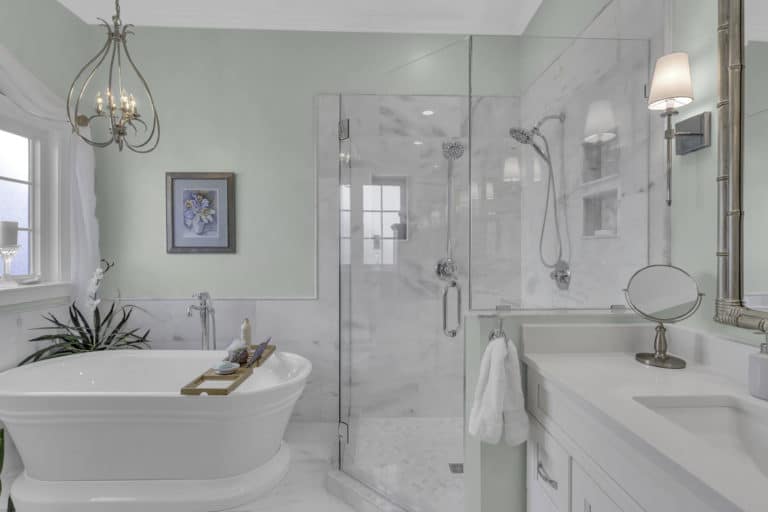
[66,0,160,153]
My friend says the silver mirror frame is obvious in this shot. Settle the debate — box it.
[624,264,704,324]
[715,0,768,331]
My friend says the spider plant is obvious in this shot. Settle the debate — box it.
[20,301,150,366]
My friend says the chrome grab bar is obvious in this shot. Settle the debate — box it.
[537,462,559,490]
[442,280,461,338]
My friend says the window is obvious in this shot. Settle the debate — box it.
[362,177,407,265]
[0,129,33,276]
[339,178,408,266]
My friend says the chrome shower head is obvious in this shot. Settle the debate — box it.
[442,141,465,161]
[509,127,535,145]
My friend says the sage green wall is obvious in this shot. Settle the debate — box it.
[0,0,97,97]
[91,28,526,298]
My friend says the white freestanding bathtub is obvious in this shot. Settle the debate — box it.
[0,350,311,512]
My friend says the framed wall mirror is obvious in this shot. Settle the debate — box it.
[716,0,768,331]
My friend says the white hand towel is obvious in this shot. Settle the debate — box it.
[503,338,529,446]
[468,336,529,446]
[468,337,508,444]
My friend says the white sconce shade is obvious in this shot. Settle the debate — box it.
[648,52,694,111]
[584,100,617,143]
[503,156,521,182]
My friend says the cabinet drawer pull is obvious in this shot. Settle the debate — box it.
[537,462,559,490]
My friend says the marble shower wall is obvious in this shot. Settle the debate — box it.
[469,96,523,310]
[519,36,654,308]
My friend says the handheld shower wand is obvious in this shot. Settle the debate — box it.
[510,114,571,290]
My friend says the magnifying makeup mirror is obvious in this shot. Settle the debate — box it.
[624,265,704,369]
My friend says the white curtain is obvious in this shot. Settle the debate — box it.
[0,45,100,302]
[68,132,100,303]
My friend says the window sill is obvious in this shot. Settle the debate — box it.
[0,282,72,311]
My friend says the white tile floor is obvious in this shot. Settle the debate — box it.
[232,422,355,512]
[343,417,464,512]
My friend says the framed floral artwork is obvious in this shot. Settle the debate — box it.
[165,172,236,253]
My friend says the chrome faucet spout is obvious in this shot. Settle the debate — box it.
[187,292,216,350]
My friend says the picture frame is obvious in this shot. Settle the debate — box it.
[165,172,236,253]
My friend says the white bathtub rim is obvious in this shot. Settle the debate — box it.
[10,442,291,512]
[0,350,312,398]
[0,388,304,422]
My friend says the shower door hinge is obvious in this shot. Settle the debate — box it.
[338,421,350,444]
[338,119,350,141]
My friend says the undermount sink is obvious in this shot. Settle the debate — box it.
[634,395,768,478]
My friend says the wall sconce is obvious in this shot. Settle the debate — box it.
[648,52,711,206]
[584,100,617,144]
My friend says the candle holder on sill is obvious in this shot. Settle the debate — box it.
[0,245,20,288]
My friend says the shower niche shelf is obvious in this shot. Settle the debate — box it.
[582,189,618,239]
[582,134,619,185]
[577,173,619,190]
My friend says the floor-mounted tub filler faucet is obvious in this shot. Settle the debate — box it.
[187,291,217,350]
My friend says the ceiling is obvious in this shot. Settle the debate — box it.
[57,0,542,35]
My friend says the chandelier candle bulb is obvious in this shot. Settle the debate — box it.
[0,221,18,248]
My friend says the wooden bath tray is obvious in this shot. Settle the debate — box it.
[180,345,276,396]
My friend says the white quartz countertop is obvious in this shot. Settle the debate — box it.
[523,352,768,512]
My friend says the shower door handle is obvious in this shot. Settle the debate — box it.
[442,280,461,338]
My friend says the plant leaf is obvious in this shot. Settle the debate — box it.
[93,306,101,346]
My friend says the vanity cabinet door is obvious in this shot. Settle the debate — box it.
[528,419,570,512]
[528,479,559,512]
[572,460,622,512]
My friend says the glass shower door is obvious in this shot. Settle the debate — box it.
[339,94,468,512]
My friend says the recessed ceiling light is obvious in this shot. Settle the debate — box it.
[414,140,424,145]
[422,110,435,116]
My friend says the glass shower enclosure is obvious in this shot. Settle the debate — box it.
[328,31,654,512]
[338,93,471,512]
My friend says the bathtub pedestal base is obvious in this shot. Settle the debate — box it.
[11,443,290,512]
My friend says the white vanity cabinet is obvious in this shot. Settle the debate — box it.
[571,461,622,512]
[524,361,733,512]
[527,419,623,512]
[527,419,569,512]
